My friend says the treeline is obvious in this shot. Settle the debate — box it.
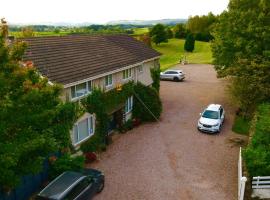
[153,12,217,42]
[9,24,159,37]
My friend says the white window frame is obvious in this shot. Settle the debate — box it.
[71,81,92,101]
[125,96,133,114]
[123,68,132,80]
[73,115,95,146]
[105,74,113,88]
[138,65,143,73]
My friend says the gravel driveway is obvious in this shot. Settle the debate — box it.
[92,64,242,200]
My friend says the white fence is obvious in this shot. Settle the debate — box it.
[238,147,247,200]
[252,176,270,189]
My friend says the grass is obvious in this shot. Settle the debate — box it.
[232,115,251,135]
[152,38,213,70]
[10,31,71,37]
[132,28,149,35]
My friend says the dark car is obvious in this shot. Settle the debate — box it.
[36,169,104,200]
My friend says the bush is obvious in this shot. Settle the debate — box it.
[84,152,97,163]
[243,104,270,177]
[80,134,104,153]
[119,119,133,133]
[184,34,195,52]
[232,115,250,135]
[133,82,162,122]
[49,154,85,179]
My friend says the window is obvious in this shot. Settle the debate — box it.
[71,81,92,100]
[202,110,219,119]
[73,116,94,145]
[220,108,223,117]
[64,178,90,200]
[123,68,132,79]
[125,96,133,114]
[138,65,143,73]
[105,74,113,87]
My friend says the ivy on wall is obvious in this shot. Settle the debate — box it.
[150,67,161,92]
[80,81,162,153]
[80,82,134,152]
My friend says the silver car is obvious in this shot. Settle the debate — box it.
[160,70,185,81]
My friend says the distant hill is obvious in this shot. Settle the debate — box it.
[107,19,187,26]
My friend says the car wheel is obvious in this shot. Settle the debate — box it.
[217,126,221,133]
[173,77,179,82]
[97,180,104,193]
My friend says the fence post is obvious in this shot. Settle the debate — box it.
[239,177,247,200]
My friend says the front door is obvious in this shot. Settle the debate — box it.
[108,113,117,134]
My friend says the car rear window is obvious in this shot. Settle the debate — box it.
[202,110,219,119]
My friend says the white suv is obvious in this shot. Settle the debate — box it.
[160,70,185,81]
[197,104,225,133]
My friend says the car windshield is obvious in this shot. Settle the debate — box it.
[202,110,219,119]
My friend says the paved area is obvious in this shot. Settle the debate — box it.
[92,64,242,200]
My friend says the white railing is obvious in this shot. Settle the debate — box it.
[252,176,270,189]
[238,147,247,200]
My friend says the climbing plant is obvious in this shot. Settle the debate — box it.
[80,82,134,152]
[80,81,162,152]
[150,67,161,92]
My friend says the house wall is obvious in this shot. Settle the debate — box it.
[63,59,158,102]
[66,58,159,146]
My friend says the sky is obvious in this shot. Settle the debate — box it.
[2,0,229,24]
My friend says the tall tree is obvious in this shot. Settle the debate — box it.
[149,24,168,45]
[187,12,217,41]
[166,27,173,39]
[173,23,187,39]
[211,0,270,114]
[184,34,195,52]
[0,19,77,190]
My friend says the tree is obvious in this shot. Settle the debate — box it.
[149,24,168,45]
[184,34,195,52]
[21,26,35,37]
[0,19,77,190]
[211,0,270,114]
[173,23,187,39]
[166,27,173,39]
[138,33,152,47]
[186,12,217,41]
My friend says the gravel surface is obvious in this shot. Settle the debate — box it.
[92,64,244,200]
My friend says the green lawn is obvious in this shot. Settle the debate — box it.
[152,39,213,70]
[132,28,149,35]
[10,31,71,37]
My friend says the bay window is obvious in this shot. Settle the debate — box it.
[73,115,94,145]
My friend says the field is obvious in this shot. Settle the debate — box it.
[152,39,213,70]
[10,31,70,37]
[132,27,149,35]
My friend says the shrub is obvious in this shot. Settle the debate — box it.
[133,82,162,122]
[120,119,133,133]
[243,104,270,177]
[49,154,85,179]
[80,134,104,153]
[150,67,161,93]
[184,34,195,52]
[232,115,250,135]
[84,152,97,163]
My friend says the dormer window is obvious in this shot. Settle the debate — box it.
[71,81,92,100]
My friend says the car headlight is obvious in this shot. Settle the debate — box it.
[213,123,219,127]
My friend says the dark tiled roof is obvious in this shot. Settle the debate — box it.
[21,35,161,85]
